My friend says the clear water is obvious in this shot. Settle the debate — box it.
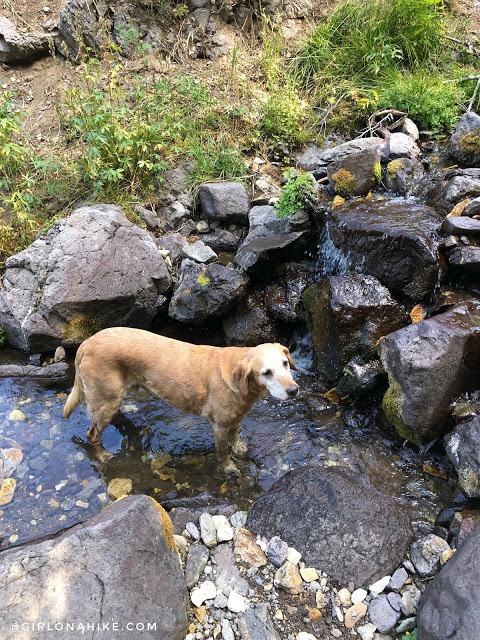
[0,338,454,546]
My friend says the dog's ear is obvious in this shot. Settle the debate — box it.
[232,359,252,396]
[282,346,298,371]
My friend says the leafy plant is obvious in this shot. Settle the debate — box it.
[260,88,310,146]
[376,69,465,130]
[275,170,316,218]
[402,630,417,640]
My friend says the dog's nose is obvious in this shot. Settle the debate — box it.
[286,385,299,398]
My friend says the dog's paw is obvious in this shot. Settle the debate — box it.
[231,437,248,456]
[222,460,241,476]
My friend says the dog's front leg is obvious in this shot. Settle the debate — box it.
[230,423,248,456]
[212,422,240,475]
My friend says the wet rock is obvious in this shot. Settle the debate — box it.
[0,205,171,352]
[199,182,250,224]
[327,148,381,197]
[185,544,210,589]
[445,111,480,167]
[0,478,16,506]
[425,168,480,214]
[237,602,280,640]
[233,528,267,567]
[386,132,421,160]
[274,560,303,594]
[379,302,480,444]
[384,158,424,195]
[0,495,188,639]
[56,0,111,60]
[302,273,407,383]
[462,197,480,217]
[246,466,413,587]
[181,239,218,264]
[445,417,480,498]
[410,534,451,578]
[107,478,133,500]
[234,207,310,274]
[417,522,480,639]
[442,216,480,235]
[0,362,69,382]
[7,409,26,422]
[169,260,248,324]
[0,16,51,62]
[368,595,401,634]
[222,292,278,346]
[264,263,315,323]
[336,359,386,397]
[201,229,242,253]
[446,246,480,274]
[267,536,289,568]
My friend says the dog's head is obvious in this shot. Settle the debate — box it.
[233,343,299,400]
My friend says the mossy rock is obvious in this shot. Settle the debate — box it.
[62,316,102,343]
[373,161,382,183]
[387,159,404,178]
[459,128,480,158]
[331,168,355,197]
[382,379,421,446]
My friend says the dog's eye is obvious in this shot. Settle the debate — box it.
[283,360,289,368]
[263,369,272,376]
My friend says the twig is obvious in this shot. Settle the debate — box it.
[445,35,480,57]
[443,75,480,83]
[468,76,480,112]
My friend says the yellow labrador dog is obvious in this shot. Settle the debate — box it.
[64,327,299,473]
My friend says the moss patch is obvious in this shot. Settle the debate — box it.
[382,379,421,446]
[459,128,480,157]
[331,168,355,197]
[373,161,382,183]
[387,159,404,178]
[62,315,101,343]
[196,271,210,286]
[149,496,176,551]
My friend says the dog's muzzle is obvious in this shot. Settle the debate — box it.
[286,384,299,398]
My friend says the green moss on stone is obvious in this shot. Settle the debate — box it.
[196,271,210,286]
[387,159,404,178]
[373,161,382,183]
[331,168,355,197]
[459,128,480,157]
[382,379,421,446]
[62,315,102,343]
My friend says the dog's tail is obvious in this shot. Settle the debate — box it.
[63,353,85,419]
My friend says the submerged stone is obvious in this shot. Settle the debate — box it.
[445,417,480,498]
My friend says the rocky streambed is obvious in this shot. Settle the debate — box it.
[2,113,480,638]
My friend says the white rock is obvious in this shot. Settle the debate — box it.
[174,534,187,551]
[357,623,377,640]
[369,575,391,597]
[352,588,368,604]
[186,521,200,540]
[199,513,217,548]
[190,580,217,607]
[212,515,233,542]
[221,619,234,640]
[297,633,317,640]
[7,409,27,422]
[287,547,302,564]
[227,589,247,613]
[185,635,195,640]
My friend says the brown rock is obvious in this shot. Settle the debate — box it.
[274,561,303,594]
[344,602,368,628]
[233,528,267,567]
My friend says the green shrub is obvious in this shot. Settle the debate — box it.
[377,69,465,130]
[292,0,447,87]
[260,90,309,146]
[275,169,316,218]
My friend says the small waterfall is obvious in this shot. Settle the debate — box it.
[316,219,350,279]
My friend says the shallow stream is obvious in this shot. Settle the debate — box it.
[0,338,454,547]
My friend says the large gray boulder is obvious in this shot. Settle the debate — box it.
[198,182,250,224]
[234,207,310,273]
[222,292,279,346]
[298,138,387,170]
[445,417,480,498]
[425,168,480,215]
[0,495,188,639]
[328,199,442,301]
[0,205,171,352]
[0,16,51,62]
[302,273,407,383]
[417,523,480,640]
[168,259,248,323]
[379,302,480,444]
[56,0,111,60]
[445,111,480,167]
[246,465,413,587]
